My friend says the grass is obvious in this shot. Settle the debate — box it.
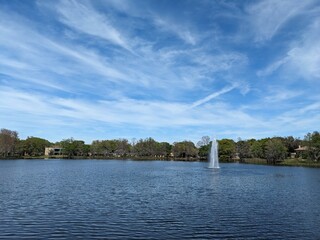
[243,158,320,168]
[243,158,268,165]
[279,158,320,168]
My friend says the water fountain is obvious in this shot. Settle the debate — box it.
[209,138,219,169]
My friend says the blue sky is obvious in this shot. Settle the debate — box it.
[0,0,319,144]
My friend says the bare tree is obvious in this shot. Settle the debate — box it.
[197,136,210,147]
[0,129,19,157]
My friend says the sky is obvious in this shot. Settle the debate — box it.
[0,0,319,144]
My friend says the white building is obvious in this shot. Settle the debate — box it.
[44,147,63,156]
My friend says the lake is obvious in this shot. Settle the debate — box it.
[0,160,319,239]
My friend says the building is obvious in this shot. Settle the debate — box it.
[44,147,63,156]
[294,145,308,158]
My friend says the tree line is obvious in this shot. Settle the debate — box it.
[0,128,319,164]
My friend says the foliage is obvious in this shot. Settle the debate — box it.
[82,144,91,156]
[172,141,198,158]
[91,138,171,158]
[91,139,130,157]
[250,139,267,159]
[304,131,320,162]
[218,139,236,162]
[157,142,172,157]
[114,139,131,156]
[282,136,301,154]
[265,139,287,164]
[18,137,51,156]
[0,128,19,157]
[1,127,319,165]
[134,137,158,156]
[60,138,86,158]
[91,140,113,156]
[198,144,210,158]
[236,140,251,162]
[197,136,211,158]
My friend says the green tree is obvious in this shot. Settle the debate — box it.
[265,138,287,164]
[104,140,118,155]
[60,138,85,158]
[172,141,198,159]
[282,136,301,154]
[236,139,251,162]
[15,140,27,157]
[134,137,158,157]
[90,140,117,156]
[218,139,236,162]
[91,140,104,156]
[198,144,210,158]
[82,144,91,156]
[114,139,131,156]
[91,139,129,157]
[20,137,51,156]
[305,131,320,161]
[197,136,211,159]
[250,138,269,159]
[156,142,172,158]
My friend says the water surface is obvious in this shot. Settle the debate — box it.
[0,160,319,239]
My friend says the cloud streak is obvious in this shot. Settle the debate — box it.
[190,85,236,109]
[246,0,314,42]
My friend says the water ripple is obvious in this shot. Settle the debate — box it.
[0,160,319,239]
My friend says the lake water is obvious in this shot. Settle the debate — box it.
[0,160,319,239]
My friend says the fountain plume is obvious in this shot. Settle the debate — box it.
[209,138,219,169]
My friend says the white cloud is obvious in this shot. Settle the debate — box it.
[0,86,258,129]
[247,0,313,42]
[57,0,131,51]
[0,57,30,69]
[257,57,290,77]
[95,0,199,46]
[287,27,320,79]
[1,84,318,142]
[263,89,303,103]
[257,17,320,80]
[192,51,248,72]
[153,15,197,45]
[0,11,144,95]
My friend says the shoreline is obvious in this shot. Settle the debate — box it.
[242,158,320,168]
[1,156,320,168]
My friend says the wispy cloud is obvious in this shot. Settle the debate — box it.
[246,0,314,42]
[0,86,252,129]
[257,57,290,77]
[0,10,147,94]
[153,16,197,45]
[0,6,212,108]
[286,19,320,79]
[56,0,131,51]
[257,16,320,80]
[263,89,303,103]
[95,0,199,45]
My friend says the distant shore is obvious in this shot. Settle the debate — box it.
[1,156,320,168]
[243,158,320,168]
[0,155,203,162]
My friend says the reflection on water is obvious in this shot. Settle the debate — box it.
[0,160,319,239]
